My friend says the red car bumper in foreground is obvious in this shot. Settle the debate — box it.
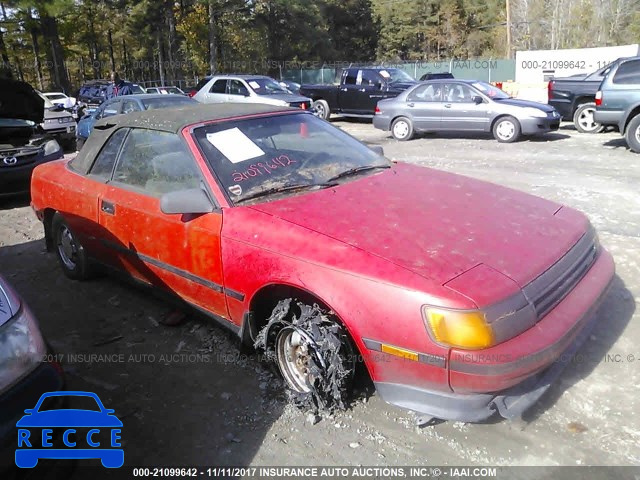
[374,249,615,422]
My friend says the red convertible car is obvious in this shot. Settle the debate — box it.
[30,104,614,422]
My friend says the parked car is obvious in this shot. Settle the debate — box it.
[299,67,417,120]
[187,76,212,97]
[193,74,312,110]
[594,57,640,153]
[374,80,561,142]
[30,103,614,423]
[548,58,627,133]
[145,86,186,95]
[77,80,111,107]
[0,275,65,469]
[76,93,196,150]
[278,79,301,94]
[419,72,454,81]
[38,92,77,149]
[0,79,63,197]
[43,92,76,109]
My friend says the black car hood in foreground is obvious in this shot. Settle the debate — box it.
[495,98,555,112]
[0,79,45,123]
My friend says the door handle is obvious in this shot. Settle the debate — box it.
[101,200,115,215]
[407,102,415,107]
[444,103,452,108]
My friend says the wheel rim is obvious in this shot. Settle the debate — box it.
[57,225,78,270]
[635,125,640,144]
[276,327,317,393]
[496,120,515,140]
[393,120,409,139]
[314,102,325,118]
[578,107,600,131]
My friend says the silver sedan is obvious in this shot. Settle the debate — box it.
[373,80,561,142]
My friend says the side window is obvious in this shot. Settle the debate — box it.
[122,101,141,114]
[344,69,358,85]
[209,79,228,94]
[112,129,202,197]
[88,129,129,180]
[408,84,442,102]
[612,60,640,84]
[103,102,121,117]
[443,83,475,103]
[228,80,249,96]
[361,70,382,87]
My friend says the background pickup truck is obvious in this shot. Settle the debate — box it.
[548,59,625,133]
[300,67,416,120]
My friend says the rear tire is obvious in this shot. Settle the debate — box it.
[52,212,92,280]
[625,115,640,153]
[573,102,604,133]
[313,99,330,120]
[391,116,414,141]
[493,116,521,143]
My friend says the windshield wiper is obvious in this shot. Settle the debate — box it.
[324,165,390,183]
[234,183,320,204]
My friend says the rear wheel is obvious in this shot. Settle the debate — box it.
[391,116,414,141]
[52,212,92,280]
[625,115,640,153]
[573,102,604,133]
[255,299,356,412]
[493,116,521,143]
[312,99,330,120]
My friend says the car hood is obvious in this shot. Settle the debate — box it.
[494,98,555,113]
[0,79,45,123]
[249,163,587,287]
[258,93,310,103]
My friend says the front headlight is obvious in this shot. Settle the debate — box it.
[522,107,547,118]
[0,305,47,392]
[44,139,61,156]
[423,307,494,349]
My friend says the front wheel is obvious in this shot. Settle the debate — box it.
[52,212,92,280]
[493,116,521,143]
[573,102,604,133]
[625,115,640,153]
[255,299,356,412]
[391,116,414,141]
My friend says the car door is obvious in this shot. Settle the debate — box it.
[441,83,490,131]
[226,79,251,103]
[337,69,361,113]
[405,83,444,131]
[97,128,228,318]
[203,79,228,104]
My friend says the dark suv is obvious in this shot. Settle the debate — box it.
[594,57,640,152]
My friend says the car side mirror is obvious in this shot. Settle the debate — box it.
[473,96,484,105]
[369,145,384,156]
[160,188,214,215]
[24,409,34,414]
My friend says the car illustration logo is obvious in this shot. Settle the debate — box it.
[2,156,18,165]
[15,391,124,468]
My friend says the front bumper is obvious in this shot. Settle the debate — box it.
[375,249,615,422]
[0,152,63,197]
[520,116,561,135]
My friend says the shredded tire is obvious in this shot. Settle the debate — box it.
[254,299,355,413]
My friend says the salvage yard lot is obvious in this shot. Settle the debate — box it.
[0,122,638,468]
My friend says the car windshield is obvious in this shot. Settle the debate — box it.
[45,93,66,100]
[246,78,289,95]
[193,113,390,205]
[381,68,414,83]
[37,92,55,108]
[142,97,196,110]
[38,395,101,412]
[471,82,510,99]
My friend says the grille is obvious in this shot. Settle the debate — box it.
[0,148,42,168]
[523,228,598,320]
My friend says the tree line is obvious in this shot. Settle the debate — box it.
[0,0,638,93]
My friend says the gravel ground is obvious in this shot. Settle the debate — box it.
[0,121,638,473]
